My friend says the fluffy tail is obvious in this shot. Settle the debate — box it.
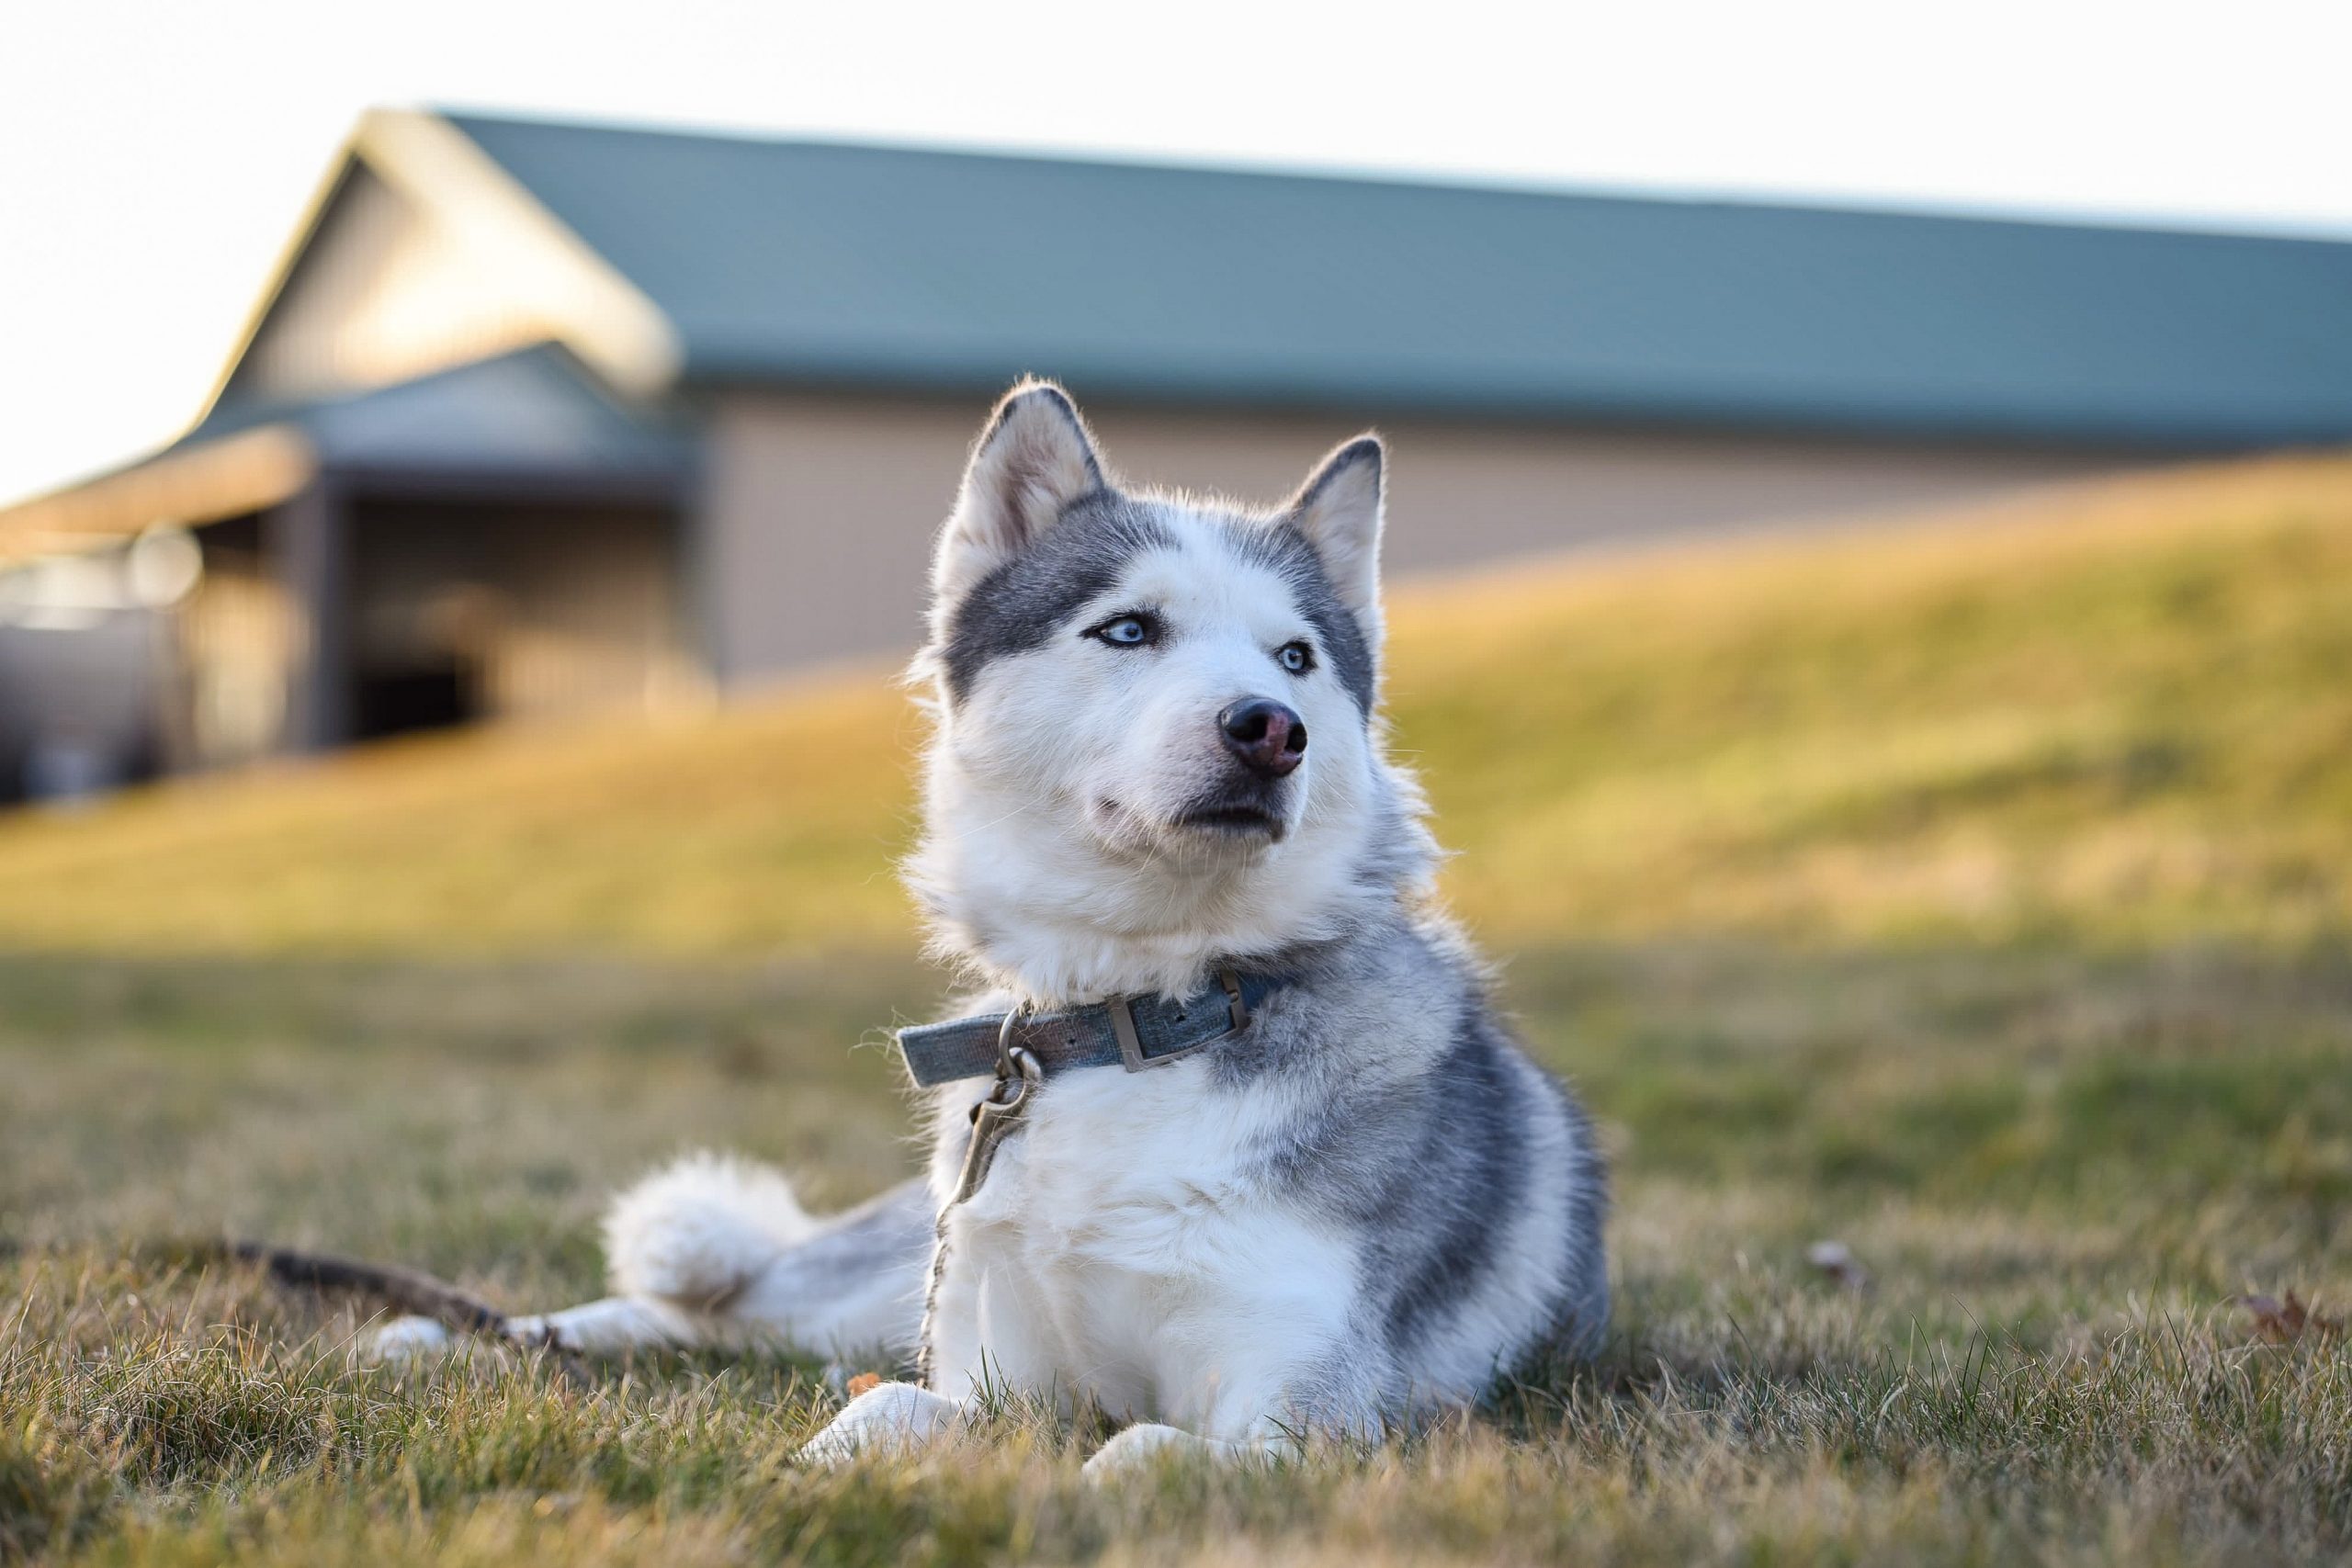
[602,1152,820,1307]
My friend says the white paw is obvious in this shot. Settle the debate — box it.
[368,1314,454,1360]
[1082,1422,1217,1483]
[797,1382,963,1467]
[499,1313,567,1349]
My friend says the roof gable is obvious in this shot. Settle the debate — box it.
[220,159,547,407]
[209,112,678,419]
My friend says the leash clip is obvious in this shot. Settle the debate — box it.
[951,1004,1045,1203]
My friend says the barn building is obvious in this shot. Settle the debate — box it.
[3,107,2349,800]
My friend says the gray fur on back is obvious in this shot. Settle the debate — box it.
[1216,909,1611,1393]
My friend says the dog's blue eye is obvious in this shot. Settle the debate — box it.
[1277,641,1314,674]
[1091,615,1156,648]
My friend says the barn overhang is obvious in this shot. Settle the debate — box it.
[0,344,695,571]
[0,427,315,570]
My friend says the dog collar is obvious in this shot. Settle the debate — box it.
[896,969,1282,1087]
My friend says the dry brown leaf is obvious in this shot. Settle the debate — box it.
[2234,1291,2344,1344]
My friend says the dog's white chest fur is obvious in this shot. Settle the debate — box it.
[931,1063,1351,1432]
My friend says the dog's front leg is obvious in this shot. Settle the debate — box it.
[1081,1404,1356,1481]
[797,1380,968,1464]
[1081,1421,1270,1478]
[796,1232,974,1467]
[797,1207,1071,1466]
[1081,1328,1385,1482]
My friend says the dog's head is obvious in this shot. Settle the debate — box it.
[907,381,1435,998]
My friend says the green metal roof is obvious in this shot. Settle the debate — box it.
[446,111,2352,450]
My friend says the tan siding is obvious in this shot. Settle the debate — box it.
[481,510,699,719]
[699,391,2154,685]
[699,397,974,682]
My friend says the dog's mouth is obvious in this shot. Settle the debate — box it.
[1091,779,1295,853]
[1168,801,1287,842]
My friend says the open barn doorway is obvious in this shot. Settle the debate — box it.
[344,495,696,745]
[352,653,479,740]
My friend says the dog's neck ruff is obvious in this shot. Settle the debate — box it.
[897,971,1284,1087]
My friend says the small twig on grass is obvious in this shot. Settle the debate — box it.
[228,1240,512,1337]
[170,1237,595,1390]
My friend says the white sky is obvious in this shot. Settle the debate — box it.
[4,0,2348,508]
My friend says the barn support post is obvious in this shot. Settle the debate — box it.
[268,479,351,753]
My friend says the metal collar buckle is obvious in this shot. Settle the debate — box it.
[1109,968,1253,1072]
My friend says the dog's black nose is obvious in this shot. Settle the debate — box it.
[1217,698,1307,777]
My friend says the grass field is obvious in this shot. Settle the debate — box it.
[6,456,2352,1564]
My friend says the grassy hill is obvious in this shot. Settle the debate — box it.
[8,455,2352,1567]
[0,453,2347,956]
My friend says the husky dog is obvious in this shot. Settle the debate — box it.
[374,383,1608,1476]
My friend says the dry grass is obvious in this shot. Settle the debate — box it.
[0,454,2346,957]
[6,453,2352,1563]
[5,944,2350,1565]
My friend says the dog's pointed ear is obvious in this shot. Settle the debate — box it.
[1286,434,1385,634]
[933,380,1107,604]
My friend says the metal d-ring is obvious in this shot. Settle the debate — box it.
[995,1003,1035,1085]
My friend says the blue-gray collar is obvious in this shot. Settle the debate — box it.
[896,969,1283,1087]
